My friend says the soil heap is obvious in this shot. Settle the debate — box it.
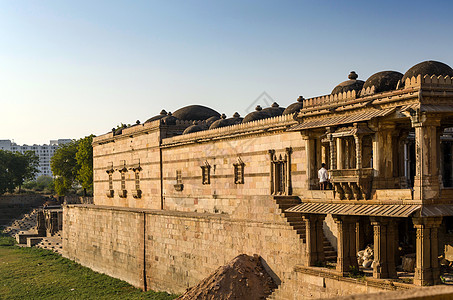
[177,254,277,300]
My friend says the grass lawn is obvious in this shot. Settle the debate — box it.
[0,233,179,300]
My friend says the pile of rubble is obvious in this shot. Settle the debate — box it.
[177,254,277,300]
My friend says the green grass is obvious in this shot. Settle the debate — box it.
[0,234,178,300]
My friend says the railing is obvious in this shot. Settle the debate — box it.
[330,168,373,182]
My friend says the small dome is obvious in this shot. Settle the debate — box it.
[209,113,243,129]
[182,122,205,134]
[361,71,403,96]
[283,96,304,115]
[161,112,177,125]
[243,105,272,123]
[401,60,453,86]
[205,115,220,124]
[331,71,365,95]
[172,105,220,121]
[145,109,168,123]
[262,102,285,117]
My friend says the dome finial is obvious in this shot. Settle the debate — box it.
[297,96,304,102]
[348,71,358,80]
[255,105,262,111]
[271,102,279,108]
[221,113,226,119]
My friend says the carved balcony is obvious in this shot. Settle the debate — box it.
[117,189,127,198]
[132,189,142,199]
[330,168,373,200]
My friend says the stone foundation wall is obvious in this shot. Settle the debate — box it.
[63,201,305,294]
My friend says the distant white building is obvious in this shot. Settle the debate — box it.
[0,139,72,178]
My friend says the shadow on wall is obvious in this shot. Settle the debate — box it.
[323,217,337,252]
[260,256,281,286]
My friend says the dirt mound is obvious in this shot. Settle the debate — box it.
[177,254,277,300]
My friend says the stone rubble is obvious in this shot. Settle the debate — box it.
[177,254,277,300]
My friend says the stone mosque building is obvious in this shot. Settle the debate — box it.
[63,60,453,298]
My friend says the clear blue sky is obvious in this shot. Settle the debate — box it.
[1,0,453,144]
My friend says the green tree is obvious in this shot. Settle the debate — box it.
[75,135,94,196]
[0,150,39,194]
[50,140,80,196]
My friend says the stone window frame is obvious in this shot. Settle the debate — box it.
[233,158,245,184]
[269,148,292,195]
[201,161,211,185]
[131,163,142,199]
[106,162,114,198]
[117,160,128,198]
[174,170,184,191]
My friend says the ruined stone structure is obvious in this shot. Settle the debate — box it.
[63,60,453,298]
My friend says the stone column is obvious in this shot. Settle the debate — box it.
[337,138,345,170]
[333,215,359,274]
[374,122,396,189]
[328,130,337,170]
[303,133,316,189]
[286,147,293,195]
[411,115,441,200]
[303,214,326,266]
[370,217,397,279]
[268,150,275,195]
[354,134,362,170]
[413,217,442,286]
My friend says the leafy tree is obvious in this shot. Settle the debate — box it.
[0,150,39,194]
[50,140,80,196]
[75,135,94,196]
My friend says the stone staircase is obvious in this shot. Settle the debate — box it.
[274,196,337,261]
[1,208,38,236]
[35,231,63,255]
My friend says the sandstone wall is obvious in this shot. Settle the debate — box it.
[93,126,162,209]
[63,202,305,294]
[162,131,307,214]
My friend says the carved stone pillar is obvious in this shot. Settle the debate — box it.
[303,214,326,266]
[354,134,362,170]
[370,217,397,279]
[337,138,345,170]
[327,127,337,170]
[411,114,442,200]
[286,147,293,195]
[268,150,275,195]
[374,122,396,189]
[413,217,442,286]
[333,215,358,274]
[37,209,46,236]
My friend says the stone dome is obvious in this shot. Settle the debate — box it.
[331,71,365,95]
[282,96,304,115]
[262,102,285,117]
[242,105,272,123]
[161,112,177,125]
[401,60,453,86]
[172,105,221,121]
[145,109,168,123]
[182,122,205,135]
[361,71,403,96]
[209,113,243,129]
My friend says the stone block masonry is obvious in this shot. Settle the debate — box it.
[63,201,305,294]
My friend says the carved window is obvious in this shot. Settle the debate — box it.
[118,161,127,198]
[176,170,182,184]
[233,158,245,184]
[131,164,142,198]
[269,148,292,196]
[108,174,113,190]
[201,162,211,185]
[174,170,184,191]
[135,171,140,190]
[106,163,114,198]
